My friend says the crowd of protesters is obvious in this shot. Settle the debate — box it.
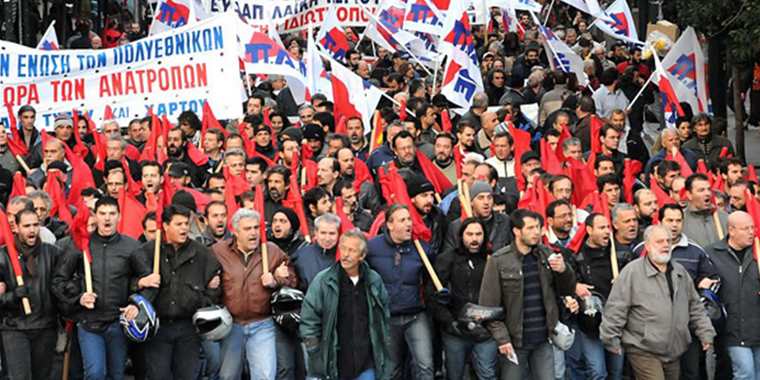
[0,1,759,380]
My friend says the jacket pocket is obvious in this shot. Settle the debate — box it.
[499,268,521,294]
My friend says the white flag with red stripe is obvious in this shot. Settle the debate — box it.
[662,27,709,113]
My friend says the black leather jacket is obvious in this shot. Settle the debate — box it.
[0,238,60,330]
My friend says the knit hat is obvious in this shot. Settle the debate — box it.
[405,174,434,198]
[168,162,191,178]
[271,206,300,235]
[172,190,197,213]
[469,180,493,200]
[54,114,73,129]
[302,124,325,141]
[280,127,303,143]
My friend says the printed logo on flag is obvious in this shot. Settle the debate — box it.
[156,0,191,28]
[320,28,350,61]
[40,40,58,51]
[443,14,476,63]
[377,5,407,47]
[406,0,440,25]
[244,32,305,75]
[668,53,698,91]
[603,12,630,37]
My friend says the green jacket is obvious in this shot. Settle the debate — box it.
[299,262,391,380]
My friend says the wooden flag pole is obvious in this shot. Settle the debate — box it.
[14,155,31,174]
[713,211,724,240]
[261,242,270,274]
[413,239,443,291]
[82,249,93,293]
[609,230,620,280]
[153,230,161,274]
[16,274,31,315]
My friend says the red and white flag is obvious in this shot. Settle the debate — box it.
[37,21,59,50]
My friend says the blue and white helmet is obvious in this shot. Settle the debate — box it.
[120,294,159,342]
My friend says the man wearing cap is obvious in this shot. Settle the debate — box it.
[403,172,448,255]
[302,123,326,160]
[442,180,513,257]
[269,206,308,258]
[167,161,193,188]
[251,117,277,161]
[518,150,543,186]
[166,127,209,188]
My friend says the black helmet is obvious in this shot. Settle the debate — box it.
[120,294,159,342]
[271,287,304,336]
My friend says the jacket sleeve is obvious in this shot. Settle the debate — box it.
[441,223,458,259]
[299,274,325,353]
[426,252,455,326]
[599,264,633,352]
[478,257,510,345]
[272,245,299,289]
[129,243,153,297]
[687,277,716,345]
[552,255,577,297]
[51,246,85,312]
[695,248,719,284]
[202,248,222,306]
[0,253,19,309]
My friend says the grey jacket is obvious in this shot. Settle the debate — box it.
[600,257,716,362]
[682,207,728,250]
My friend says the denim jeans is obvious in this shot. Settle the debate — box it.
[275,326,305,380]
[500,341,555,380]
[0,328,57,380]
[727,346,760,380]
[441,332,497,380]
[219,318,277,380]
[77,321,128,380]
[200,340,221,380]
[577,331,624,380]
[354,368,375,380]
[144,319,201,380]
[563,328,585,380]
[388,312,434,380]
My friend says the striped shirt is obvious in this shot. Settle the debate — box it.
[522,252,547,348]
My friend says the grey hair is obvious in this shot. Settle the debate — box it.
[340,229,369,256]
[230,208,260,230]
[660,128,678,140]
[27,190,52,210]
[562,137,581,150]
[8,196,33,210]
[314,213,341,230]
[643,224,671,243]
[107,134,128,150]
[298,103,315,113]
[611,203,636,223]
[224,148,246,161]
[472,92,489,109]
[101,119,120,131]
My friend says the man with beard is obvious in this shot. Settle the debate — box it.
[608,109,649,164]
[428,219,497,379]
[546,199,576,247]
[720,158,745,194]
[389,130,418,171]
[137,160,163,205]
[586,125,624,177]
[336,147,380,214]
[303,124,326,160]
[611,203,640,260]
[292,213,341,291]
[166,127,209,187]
[633,189,658,231]
[269,206,308,257]
[601,225,715,380]
[443,181,513,256]
[682,173,728,249]
[511,44,544,86]
[402,173,447,255]
[682,114,734,168]
[433,134,457,185]
[478,209,576,380]
[415,103,440,147]
[303,187,333,231]
[456,122,479,155]
[573,213,630,380]
[200,201,229,246]
[484,132,515,179]
[264,165,292,223]
[0,207,61,380]
[345,116,369,160]
[334,180,373,232]
[633,204,719,379]
[728,180,752,212]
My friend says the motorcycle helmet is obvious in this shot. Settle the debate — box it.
[271,287,304,336]
[120,294,159,342]
[552,321,576,351]
[700,287,727,332]
[193,305,233,341]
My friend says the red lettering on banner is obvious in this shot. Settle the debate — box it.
[2,84,39,105]
[98,64,208,98]
[51,79,85,102]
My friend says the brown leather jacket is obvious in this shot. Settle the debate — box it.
[212,239,298,324]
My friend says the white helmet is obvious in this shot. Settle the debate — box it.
[552,321,576,351]
[192,306,233,341]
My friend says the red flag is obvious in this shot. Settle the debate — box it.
[556,126,572,161]
[70,200,92,262]
[186,142,209,166]
[254,185,268,244]
[103,105,114,120]
[334,197,356,234]
[201,101,228,139]
[335,115,347,136]
[415,151,453,194]
[378,167,432,241]
[453,146,464,178]
[665,148,693,178]
[743,189,760,262]
[222,166,248,224]
[517,177,554,221]
[368,212,386,238]
[0,208,25,283]
[64,143,96,207]
[139,109,163,163]
[719,147,731,159]
[590,115,604,154]
[566,223,587,253]
[82,113,106,171]
[747,165,759,184]
[9,173,26,201]
[43,171,73,225]
[650,177,675,208]
[563,158,597,207]
[623,159,643,204]
[70,110,90,159]
[509,123,532,191]
[117,189,146,239]
[4,105,28,157]
[369,111,384,153]
[540,138,563,175]
[353,158,374,192]
[441,110,453,134]
[399,98,408,121]
[120,159,141,196]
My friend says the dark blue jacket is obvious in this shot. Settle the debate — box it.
[366,145,395,175]
[292,244,338,292]
[644,148,699,175]
[366,233,432,316]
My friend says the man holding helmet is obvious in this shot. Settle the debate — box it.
[212,208,297,380]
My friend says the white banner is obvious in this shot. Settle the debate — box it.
[209,0,380,32]
[0,14,245,130]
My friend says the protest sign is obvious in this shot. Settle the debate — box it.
[0,14,244,130]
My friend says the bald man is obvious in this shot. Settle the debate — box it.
[476,111,499,153]
[601,225,715,380]
[705,211,760,379]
